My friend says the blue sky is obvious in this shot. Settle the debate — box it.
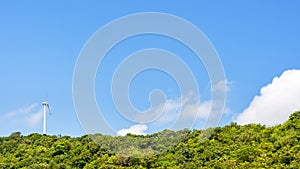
[1,1,300,136]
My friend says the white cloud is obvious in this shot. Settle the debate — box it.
[236,69,300,125]
[117,124,147,136]
[2,103,43,129]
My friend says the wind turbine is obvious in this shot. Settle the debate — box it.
[42,95,51,135]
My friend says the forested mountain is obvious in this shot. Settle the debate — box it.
[1,111,300,169]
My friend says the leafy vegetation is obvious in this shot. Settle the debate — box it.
[1,111,300,168]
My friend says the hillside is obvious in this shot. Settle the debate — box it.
[1,111,300,169]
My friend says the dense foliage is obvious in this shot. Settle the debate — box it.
[1,111,300,168]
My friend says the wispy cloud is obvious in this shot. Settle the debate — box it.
[2,103,43,129]
[118,80,229,133]
[152,80,229,128]
[149,93,213,130]
[236,69,300,125]
[212,80,231,93]
[4,103,37,118]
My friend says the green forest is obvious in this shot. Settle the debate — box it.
[1,111,300,169]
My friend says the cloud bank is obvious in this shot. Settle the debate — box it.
[236,69,300,125]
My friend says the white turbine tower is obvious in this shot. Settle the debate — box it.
[42,95,51,135]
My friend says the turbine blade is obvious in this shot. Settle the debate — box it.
[47,104,52,115]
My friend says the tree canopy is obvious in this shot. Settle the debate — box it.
[1,111,300,168]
